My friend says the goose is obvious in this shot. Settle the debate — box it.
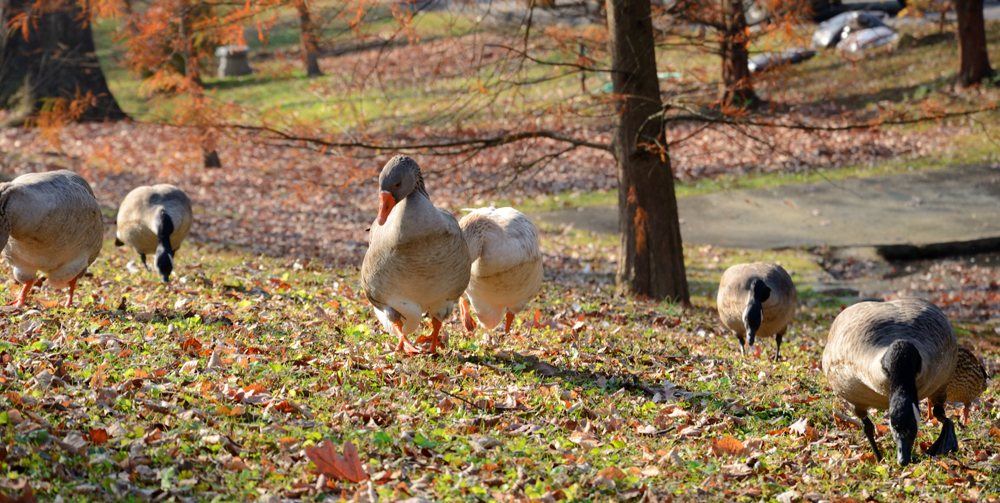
[457,207,543,337]
[0,170,103,308]
[360,155,471,354]
[926,346,989,425]
[717,262,797,359]
[822,297,959,466]
[115,184,193,283]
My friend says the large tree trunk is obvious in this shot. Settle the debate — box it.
[719,0,757,107]
[954,0,994,87]
[606,0,690,303]
[0,0,127,122]
[296,0,323,77]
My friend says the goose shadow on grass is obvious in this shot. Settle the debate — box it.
[449,351,719,420]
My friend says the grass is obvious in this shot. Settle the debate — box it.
[3,234,997,502]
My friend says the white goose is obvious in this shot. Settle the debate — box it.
[0,170,104,308]
[360,156,471,354]
[115,184,193,283]
[458,207,543,336]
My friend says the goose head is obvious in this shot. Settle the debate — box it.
[376,155,428,225]
[883,339,922,466]
[742,278,771,348]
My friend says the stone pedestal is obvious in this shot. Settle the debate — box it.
[215,45,252,77]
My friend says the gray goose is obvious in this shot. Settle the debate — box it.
[360,156,471,354]
[717,261,797,359]
[822,297,959,465]
[115,184,193,283]
[458,207,543,336]
[0,170,103,308]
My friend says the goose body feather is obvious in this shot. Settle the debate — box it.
[361,165,471,338]
[0,170,103,289]
[822,298,957,412]
[717,261,797,356]
[116,184,193,255]
[459,207,543,330]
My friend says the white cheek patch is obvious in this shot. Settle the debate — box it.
[912,403,922,425]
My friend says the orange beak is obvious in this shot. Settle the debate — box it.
[377,191,396,225]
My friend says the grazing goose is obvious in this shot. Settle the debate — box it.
[360,156,471,354]
[717,262,797,359]
[822,297,959,466]
[927,346,989,425]
[458,207,543,336]
[0,170,103,308]
[115,185,193,283]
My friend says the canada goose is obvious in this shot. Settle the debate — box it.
[115,185,193,283]
[717,262,797,359]
[822,297,959,466]
[0,170,103,308]
[927,346,989,425]
[458,207,543,337]
[360,156,471,354]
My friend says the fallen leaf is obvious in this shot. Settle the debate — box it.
[711,437,747,457]
[0,486,35,503]
[597,466,626,481]
[304,440,369,483]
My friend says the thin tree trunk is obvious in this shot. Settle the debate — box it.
[0,0,127,122]
[606,0,689,303]
[954,0,993,87]
[297,0,323,77]
[178,0,200,84]
[719,0,757,107]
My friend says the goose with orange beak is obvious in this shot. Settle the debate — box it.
[361,155,471,354]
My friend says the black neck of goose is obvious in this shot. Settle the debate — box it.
[883,339,922,465]
[156,211,174,252]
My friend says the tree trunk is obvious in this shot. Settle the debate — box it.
[297,0,323,77]
[954,0,994,87]
[606,0,690,303]
[178,0,200,84]
[719,0,757,107]
[0,0,127,122]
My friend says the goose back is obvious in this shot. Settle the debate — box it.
[822,297,958,411]
[116,185,193,254]
[0,170,103,287]
[946,346,989,405]
[459,207,543,328]
[717,262,797,338]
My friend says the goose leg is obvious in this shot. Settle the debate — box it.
[504,311,515,335]
[860,415,883,462]
[140,254,150,271]
[65,277,79,308]
[926,398,935,422]
[773,331,784,361]
[392,319,421,355]
[926,401,959,456]
[427,318,443,354]
[460,297,475,333]
[963,403,971,425]
[14,278,35,308]
[737,334,747,357]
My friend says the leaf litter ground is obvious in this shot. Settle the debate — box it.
[0,230,997,502]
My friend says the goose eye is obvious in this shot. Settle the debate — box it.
[394,182,401,188]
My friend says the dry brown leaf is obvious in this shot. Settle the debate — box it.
[597,466,626,481]
[711,436,747,457]
[304,439,369,483]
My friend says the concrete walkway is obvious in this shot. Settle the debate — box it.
[533,164,1000,258]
